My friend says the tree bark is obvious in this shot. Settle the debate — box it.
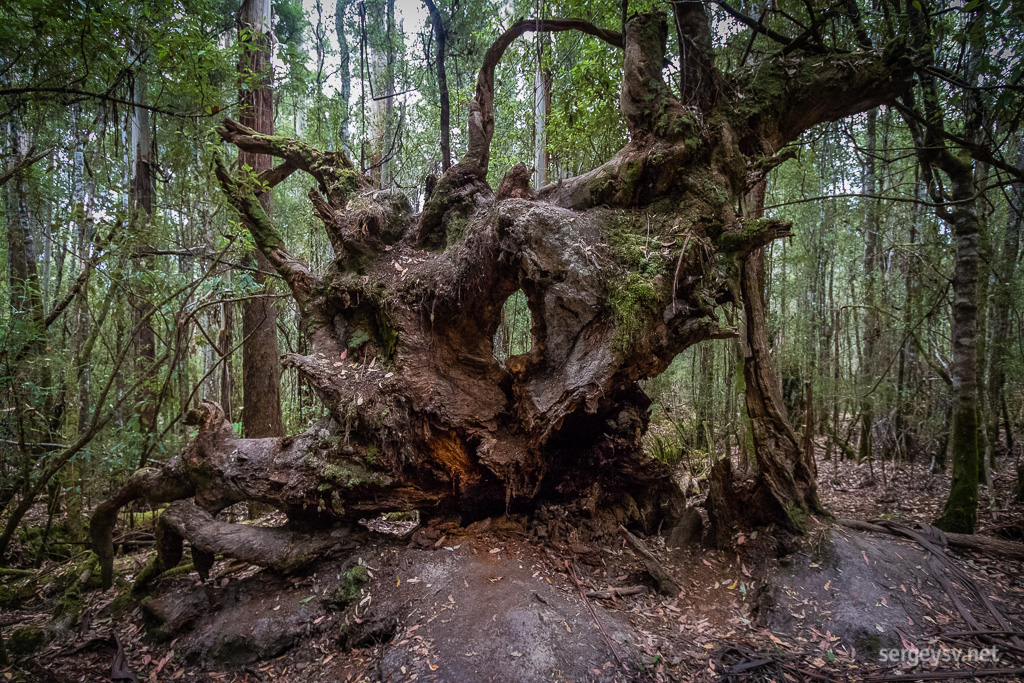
[238,0,284,439]
[858,107,879,465]
[423,0,451,172]
[900,1,983,533]
[4,111,46,357]
[335,0,352,149]
[131,69,159,465]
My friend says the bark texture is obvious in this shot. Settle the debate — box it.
[238,0,285,439]
[93,11,916,584]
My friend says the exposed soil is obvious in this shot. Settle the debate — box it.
[3,449,1023,682]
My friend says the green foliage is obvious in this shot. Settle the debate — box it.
[330,563,369,605]
[493,290,532,362]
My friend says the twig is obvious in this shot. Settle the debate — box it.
[566,560,627,672]
[585,585,647,599]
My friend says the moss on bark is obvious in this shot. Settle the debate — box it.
[935,404,980,533]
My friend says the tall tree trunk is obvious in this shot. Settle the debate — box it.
[220,280,235,423]
[895,167,922,461]
[62,104,91,543]
[237,0,284,439]
[131,70,159,465]
[740,182,824,530]
[533,10,549,188]
[936,163,983,533]
[336,0,353,150]
[696,342,713,453]
[858,108,880,465]
[5,110,46,358]
[423,0,451,171]
[902,0,983,533]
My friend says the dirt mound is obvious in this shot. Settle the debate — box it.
[7,508,1022,682]
[144,568,329,666]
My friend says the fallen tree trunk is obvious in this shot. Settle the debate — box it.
[837,518,1024,561]
[91,11,915,587]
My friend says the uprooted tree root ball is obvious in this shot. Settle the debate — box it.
[89,10,919,590]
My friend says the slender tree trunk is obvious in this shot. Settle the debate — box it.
[5,110,46,358]
[988,141,1024,461]
[336,0,353,150]
[935,163,983,532]
[858,108,879,464]
[532,8,549,189]
[63,105,92,542]
[696,342,713,452]
[974,156,995,505]
[423,0,451,171]
[238,0,284,439]
[740,183,823,530]
[220,281,235,423]
[131,70,159,465]
[901,1,983,533]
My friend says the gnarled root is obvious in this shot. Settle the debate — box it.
[90,465,195,589]
[157,500,354,575]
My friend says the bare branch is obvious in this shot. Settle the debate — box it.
[463,18,623,176]
[710,0,800,50]
[213,152,322,307]
[0,146,51,188]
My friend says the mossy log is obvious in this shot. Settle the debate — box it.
[92,11,916,587]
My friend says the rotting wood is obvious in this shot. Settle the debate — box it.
[619,525,682,596]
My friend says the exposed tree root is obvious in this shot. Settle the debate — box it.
[158,501,354,573]
[90,466,194,589]
[619,525,682,596]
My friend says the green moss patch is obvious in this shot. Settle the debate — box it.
[7,626,47,656]
[330,564,369,606]
[609,272,662,352]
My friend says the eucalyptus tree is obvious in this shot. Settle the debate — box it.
[237,0,285,440]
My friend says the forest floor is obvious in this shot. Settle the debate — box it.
[2,446,1023,682]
